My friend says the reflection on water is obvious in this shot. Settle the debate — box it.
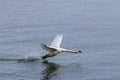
[41,60,61,80]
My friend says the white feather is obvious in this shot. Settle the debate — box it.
[50,34,63,49]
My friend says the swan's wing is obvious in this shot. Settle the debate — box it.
[41,44,57,52]
[50,34,63,48]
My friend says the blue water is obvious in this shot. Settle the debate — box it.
[0,0,120,80]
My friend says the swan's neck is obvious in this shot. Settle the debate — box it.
[61,48,79,53]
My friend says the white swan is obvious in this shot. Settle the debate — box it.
[41,34,82,59]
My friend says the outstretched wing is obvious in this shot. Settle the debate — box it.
[50,34,63,49]
[41,44,57,52]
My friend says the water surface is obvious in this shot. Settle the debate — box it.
[0,0,120,80]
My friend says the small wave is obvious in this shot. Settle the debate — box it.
[0,58,18,61]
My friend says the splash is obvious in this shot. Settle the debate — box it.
[18,53,42,61]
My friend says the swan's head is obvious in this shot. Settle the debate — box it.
[78,50,82,53]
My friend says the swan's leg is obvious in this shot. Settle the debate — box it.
[42,54,48,59]
[42,52,58,59]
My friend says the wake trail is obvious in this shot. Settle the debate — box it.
[0,57,42,62]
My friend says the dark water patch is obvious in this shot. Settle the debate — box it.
[50,63,82,80]
[41,60,61,80]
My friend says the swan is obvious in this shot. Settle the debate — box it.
[41,34,82,59]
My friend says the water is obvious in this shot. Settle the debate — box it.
[0,0,120,80]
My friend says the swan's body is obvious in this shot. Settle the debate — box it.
[41,34,82,59]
